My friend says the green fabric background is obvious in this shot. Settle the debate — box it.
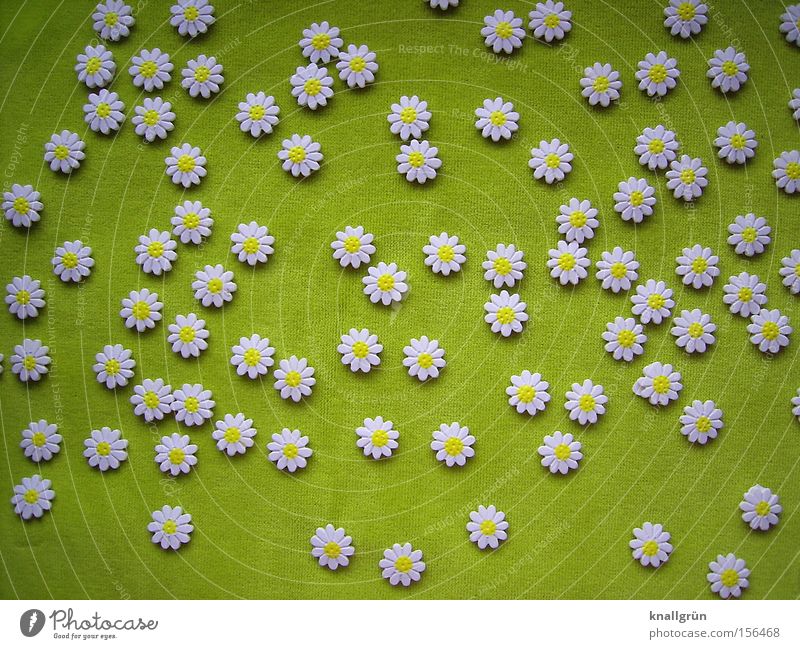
[0,0,798,600]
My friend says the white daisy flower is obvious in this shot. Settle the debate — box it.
[362,262,408,305]
[20,420,61,463]
[230,334,275,379]
[427,0,459,9]
[714,121,757,164]
[790,88,800,120]
[481,9,525,54]
[230,222,274,266]
[167,313,209,359]
[83,89,124,134]
[155,433,198,475]
[356,416,399,459]
[3,184,42,228]
[727,214,770,257]
[278,134,323,177]
[135,229,177,275]
[132,97,175,143]
[467,505,508,549]
[596,247,639,293]
[44,131,85,174]
[547,240,590,286]
[331,226,375,269]
[299,21,342,63]
[130,378,173,422]
[192,264,236,307]
[53,240,94,282]
[528,1,572,42]
[148,505,193,550]
[6,275,45,320]
[338,328,382,373]
[75,44,115,88]
[290,63,334,110]
[403,336,445,381]
[11,475,54,520]
[483,243,526,288]
[83,427,128,471]
[431,423,475,468]
[671,309,716,354]
[11,339,50,382]
[93,0,134,41]
[506,370,550,416]
[663,0,707,38]
[310,525,354,571]
[779,249,800,294]
[273,356,316,402]
[172,200,212,244]
[675,244,720,289]
[120,288,162,332]
[165,143,206,187]
[772,150,800,194]
[723,272,767,318]
[380,543,426,587]
[635,51,680,97]
[474,97,519,141]
[170,0,215,38]
[397,139,441,184]
[564,379,608,425]
[171,383,214,426]
[387,95,431,141]
[556,198,598,243]
[680,399,723,445]
[747,309,792,354]
[630,523,673,568]
[580,62,622,107]
[336,44,378,89]
[538,431,582,475]
[634,125,679,170]
[129,48,173,91]
[484,290,528,337]
[632,361,682,406]
[602,316,646,362]
[794,389,800,420]
[707,553,749,599]
[631,279,675,324]
[182,55,223,99]
[236,92,279,137]
[780,5,800,45]
[708,47,749,93]
[423,232,466,275]
[93,343,135,389]
[212,413,256,456]
[528,138,573,183]
[740,485,782,531]
[666,155,708,201]
[267,428,312,472]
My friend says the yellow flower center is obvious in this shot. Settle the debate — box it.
[617,330,635,347]
[543,13,560,28]
[132,300,150,320]
[517,385,535,403]
[193,66,210,84]
[32,432,47,447]
[400,106,417,124]
[86,57,102,75]
[179,326,195,343]
[96,441,111,456]
[677,2,696,20]
[184,397,199,413]
[248,104,265,121]
[722,60,738,77]
[348,56,365,72]
[23,355,37,370]
[288,146,306,163]
[394,556,413,573]
[737,287,752,302]
[755,501,770,517]
[610,262,627,279]
[647,293,665,309]
[371,429,389,447]
[184,6,199,21]
[489,110,506,126]
[652,376,670,394]
[642,540,659,556]
[579,394,596,412]
[24,489,39,504]
[795,264,800,278]
[62,251,78,268]
[54,144,70,160]
[168,448,185,465]
[13,196,30,214]
[740,227,757,243]
[140,60,157,78]
[163,520,177,535]
[493,257,512,275]
[544,153,560,168]
[283,443,299,458]
[680,168,696,185]
[437,244,454,262]
[207,278,223,294]
[593,76,610,93]
[243,348,261,366]
[285,370,302,387]
[15,289,30,305]
[352,341,369,358]
[417,353,434,369]
[688,322,704,338]
[311,32,330,50]
[377,273,395,291]
[183,212,200,229]
[344,236,360,253]
[648,138,664,154]
[407,152,425,168]
[147,241,164,258]
[242,237,260,254]
[691,257,707,274]
[96,102,111,118]
[143,109,160,126]
[569,211,586,228]
[695,416,711,433]
[554,443,571,461]
[648,64,667,84]
[786,162,800,179]
[177,154,196,173]
[104,359,120,375]
[494,21,513,39]
[762,321,779,340]
[224,427,241,443]
[730,133,746,149]
[143,391,160,408]
[303,78,322,96]
[480,520,497,536]
[323,541,341,558]
[496,306,515,325]
[721,569,739,588]
[104,12,118,26]
[444,436,464,456]
[558,253,576,271]
[629,190,644,206]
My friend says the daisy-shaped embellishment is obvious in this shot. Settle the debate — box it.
[274,356,315,402]
[387,96,431,141]
[580,63,622,107]
[680,400,723,445]
[230,334,275,379]
[630,523,673,568]
[506,370,550,416]
[423,232,466,275]
[311,525,354,571]
[747,309,792,354]
[129,48,173,91]
[336,44,378,88]
[212,413,256,456]
[20,420,61,463]
[52,241,94,282]
[135,229,177,275]
[664,0,707,38]
[707,47,749,93]
[794,389,800,420]
[772,150,800,194]
[714,122,757,165]
[278,134,323,177]
[564,379,608,425]
[528,1,572,42]
[362,262,408,305]
[538,431,582,475]
[356,417,399,459]
[484,290,528,337]
[299,21,342,63]
[403,336,445,381]
[740,485,782,531]
[634,125,679,170]
[93,343,135,388]
[84,90,125,134]
[167,313,209,358]
[11,475,54,520]
[602,317,646,362]
[675,245,719,289]
[427,0,459,8]
[707,554,749,599]
[547,240,590,286]
[182,55,223,99]
[596,247,639,293]
[11,339,50,382]
[6,275,45,320]
[155,434,198,476]
[331,226,375,269]
[467,505,508,549]
[338,328,382,373]
[631,279,674,324]
[671,309,716,354]
[780,250,800,294]
[380,544,426,587]
[632,362,682,406]
[290,63,334,110]
[474,97,519,141]
[171,383,215,426]
[231,222,274,266]
[483,244,526,288]
[727,214,770,257]
[236,92,280,137]
[666,155,708,201]
[723,272,767,318]
[3,184,42,228]
[556,198,598,243]
[83,427,128,471]
[636,51,680,97]
[75,44,115,88]
[780,5,800,45]
[130,378,173,422]
[397,139,441,184]
[529,138,573,183]
[481,9,525,54]
[132,97,175,143]
[193,265,236,307]
[165,144,206,187]
[791,88,800,120]
[267,429,312,472]
[148,505,193,550]
[93,0,134,41]
[120,288,162,332]
[44,131,85,174]
[172,200,212,244]
[170,0,214,37]
[431,423,474,467]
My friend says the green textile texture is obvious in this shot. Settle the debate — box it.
[0,0,798,600]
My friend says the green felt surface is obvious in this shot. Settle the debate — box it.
[0,0,799,600]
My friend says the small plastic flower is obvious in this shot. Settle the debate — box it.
[171,383,215,426]
[483,244,526,288]
[484,290,528,337]
[172,200,212,244]
[723,272,767,318]
[580,62,621,107]
[170,0,215,38]
[268,428,312,472]
[299,21,342,63]
[53,240,94,282]
[791,88,800,120]
[278,134,323,177]
[3,184,42,228]
[165,143,206,187]
[631,279,674,324]
[630,523,673,568]
[75,44,115,88]
[506,370,550,416]
[547,240,590,286]
[148,506,193,550]
[93,0,134,41]
[167,313,209,359]
[565,379,608,425]
[633,362,682,406]
[331,226,375,268]
[747,309,792,354]
[634,125,679,170]
[403,336,445,381]
[129,48,173,91]
[431,423,475,467]
[336,44,378,88]
[680,399,723,445]
[155,433,198,475]
[740,485,782,531]
[707,554,749,599]
[397,139,441,184]
[423,232,466,275]
[11,339,50,382]
[236,92,279,137]
[290,63,334,110]
[387,95,431,141]
[707,47,749,93]
[130,378,173,422]
[182,55,223,99]
[274,356,315,402]
[20,421,61,463]
[132,97,175,142]
[556,198,598,243]
[230,334,275,379]
[380,543,426,587]
[714,121,757,164]
[193,264,236,307]
[528,1,572,42]
[529,138,573,183]
[467,505,508,549]
[474,97,519,141]
[596,247,639,293]
[773,150,800,194]
[310,525,354,570]
[83,89,125,134]
[603,316,646,362]
[666,155,708,201]
[675,245,719,289]
[780,250,800,294]
[727,214,770,257]
[11,475,54,520]
[538,431,582,475]
[6,275,45,320]
[362,262,408,305]
[93,343,135,388]
[356,416,399,459]
[212,413,256,456]
[230,222,274,266]
[83,427,128,471]
[481,9,525,54]
[120,288,162,332]
[671,309,716,354]
[338,328,382,373]
[427,0,459,8]
[664,0,707,38]
[44,131,85,173]
[780,5,800,45]
[636,51,680,97]
[135,229,177,275]
[794,389,800,420]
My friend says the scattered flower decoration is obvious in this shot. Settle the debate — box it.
[331,226,375,268]
[132,97,175,142]
[356,416,399,459]
[634,125,679,170]
[11,339,50,382]
[427,0,459,9]
[483,244,526,288]
[84,90,125,134]
[664,0,707,38]
[595,247,639,293]
[773,150,800,194]
[299,21,342,63]
[170,0,215,38]
[278,134,323,177]
[171,383,215,426]
[135,229,177,275]
[675,245,719,289]
[212,413,256,456]
[547,240,590,286]
[481,9,525,54]
[780,5,800,45]
[635,51,680,97]
[580,62,622,107]
[236,92,280,137]
[173,200,212,244]
[3,184,42,228]
[155,433,198,476]
[484,290,528,337]
[630,523,673,568]
[633,362,683,406]
[165,143,206,187]
[723,272,767,318]
[538,431,582,475]
[665,155,708,201]
[363,262,408,305]
[403,336,446,381]
[120,288,162,332]
[727,214,770,257]
[529,138,573,183]
[397,139,441,184]
[747,309,792,354]
[75,44,115,88]
[44,131,85,174]
[274,356,316,402]
[11,475,54,520]
[310,525,354,570]
[602,317,646,362]
[714,122,757,165]
[193,265,236,307]
[167,313,209,359]
[423,232,466,275]
[707,47,749,93]
[93,0,134,41]
[707,554,749,600]
[790,88,800,120]
[387,95,431,141]
[739,485,782,531]
[130,378,173,422]
[336,44,378,88]
[467,505,508,549]
[230,334,275,379]
[83,427,128,471]
[267,429,313,472]
[556,198,598,243]
[794,389,800,420]
[507,371,550,416]
[474,97,519,141]
[379,543,426,587]
[53,241,94,282]
[564,380,608,425]
[671,309,716,354]
[779,250,800,294]
[431,422,475,467]
[230,222,275,265]
[630,279,674,324]
[148,505,193,550]
[20,420,61,463]
[93,343,136,388]
[6,275,45,320]
[130,48,173,91]
[338,328,382,373]
[290,63,334,110]
[528,1,572,42]
[680,400,723,445]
